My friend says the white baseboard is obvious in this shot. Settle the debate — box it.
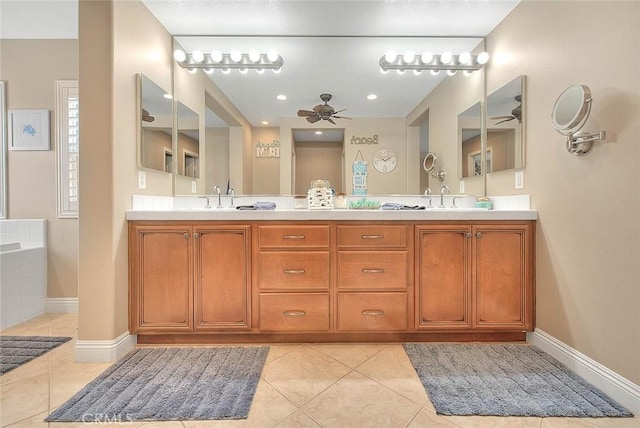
[74,331,137,363]
[528,328,639,416]
[45,297,78,313]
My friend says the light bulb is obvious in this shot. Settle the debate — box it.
[477,52,490,65]
[458,52,471,65]
[256,68,265,74]
[248,50,260,63]
[421,51,433,64]
[403,51,415,64]
[463,70,474,76]
[276,94,287,101]
[380,67,389,74]
[447,70,457,76]
[430,70,440,76]
[366,94,378,100]
[192,50,204,63]
[396,69,406,75]
[384,51,397,63]
[221,68,230,74]
[230,50,242,63]
[267,50,279,62]
[413,70,423,76]
[187,68,197,74]
[440,52,453,64]
[210,50,223,63]
[173,49,186,62]
[239,68,248,74]
[204,68,214,74]
[272,67,282,74]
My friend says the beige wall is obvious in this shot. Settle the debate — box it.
[252,127,280,194]
[205,127,230,194]
[294,141,344,194]
[0,39,79,299]
[487,0,640,384]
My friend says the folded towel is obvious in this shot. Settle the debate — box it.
[236,201,277,211]
[381,203,425,210]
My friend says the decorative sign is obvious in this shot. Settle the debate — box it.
[352,150,368,195]
[350,134,378,145]
[255,139,280,158]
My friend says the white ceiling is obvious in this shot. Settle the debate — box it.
[0,0,521,129]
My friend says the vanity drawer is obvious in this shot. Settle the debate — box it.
[336,292,408,331]
[259,293,330,332]
[337,225,407,248]
[258,251,330,290]
[337,251,408,290]
[259,225,330,248]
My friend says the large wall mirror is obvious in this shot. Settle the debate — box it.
[172,36,488,195]
[137,73,173,173]
[485,75,524,173]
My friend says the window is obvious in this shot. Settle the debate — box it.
[56,80,79,218]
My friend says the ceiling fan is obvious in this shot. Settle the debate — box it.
[491,95,522,125]
[297,93,351,125]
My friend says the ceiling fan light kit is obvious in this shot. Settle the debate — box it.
[379,51,490,74]
[173,49,284,73]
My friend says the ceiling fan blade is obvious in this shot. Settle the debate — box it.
[332,115,352,120]
[327,118,336,125]
[297,109,316,117]
[312,104,323,112]
[494,117,514,125]
[306,116,321,124]
[490,115,513,120]
[333,108,347,114]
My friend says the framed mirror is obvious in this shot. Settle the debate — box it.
[176,102,200,178]
[485,75,524,173]
[0,81,6,218]
[137,73,173,173]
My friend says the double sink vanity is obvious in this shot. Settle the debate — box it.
[127,194,536,344]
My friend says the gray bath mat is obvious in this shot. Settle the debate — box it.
[46,346,269,421]
[0,335,72,375]
[404,343,633,417]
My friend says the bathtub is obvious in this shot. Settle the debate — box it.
[0,220,47,330]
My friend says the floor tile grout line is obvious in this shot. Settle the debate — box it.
[352,365,429,407]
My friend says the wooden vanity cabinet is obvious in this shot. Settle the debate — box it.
[336,224,411,332]
[415,222,534,332]
[129,222,251,334]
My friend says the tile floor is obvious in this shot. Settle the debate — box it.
[0,314,637,428]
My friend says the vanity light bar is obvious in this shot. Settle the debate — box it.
[173,49,284,73]
[379,52,489,74]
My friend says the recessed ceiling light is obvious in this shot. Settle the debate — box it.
[367,94,378,100]
[276,94,287,101]
[261,121,269,125]
[163,93,173,99]
[314,131,323,135]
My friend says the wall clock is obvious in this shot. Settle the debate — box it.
[373,149,397,174]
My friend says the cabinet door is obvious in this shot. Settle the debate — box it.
[415,226,472,330]
[473,224,534,330]
[194,226,251,330]
[129,224,193,332]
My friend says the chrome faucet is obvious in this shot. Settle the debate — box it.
[423,187,433,208]
[212,185,222,208]
[439,185,450,208]
[228,188,235,208]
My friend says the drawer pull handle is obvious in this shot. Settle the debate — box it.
[362,268,385,274]
[283,235,305,240]
[362,310,385,316]
[283,310,306,317]
[283,269,306,274]
[361,235,383,239]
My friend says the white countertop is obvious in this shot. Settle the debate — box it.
[126,208,537,221]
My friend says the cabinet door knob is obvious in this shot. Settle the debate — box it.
[193,232,199,239]
[183,232,189,239]
[361,268,385,274]
[283,310,306,317]
[361,235,383,239]
[283,235,305,240]
[476,231,483,238]
[362,310,385,316]
[283,269,305,274]
[466,232,473,238]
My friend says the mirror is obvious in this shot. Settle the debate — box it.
[138,74,173,173]
[176,102,200,178]
[172,36,487,195]
[485,75,524,173]
[0,81,6,218]
[552,84,591,132]
[459,101,483,178]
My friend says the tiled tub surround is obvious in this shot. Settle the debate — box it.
[0,220,47,330]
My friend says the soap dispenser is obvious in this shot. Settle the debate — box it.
[475,196,493,210]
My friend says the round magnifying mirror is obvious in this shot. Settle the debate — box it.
[551,84,592,134]
[423,152,437,174]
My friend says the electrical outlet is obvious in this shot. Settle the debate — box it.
[191,180,197,193]
[459,180,465,194]
[137,171,146,189]
[515,171,524,189]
